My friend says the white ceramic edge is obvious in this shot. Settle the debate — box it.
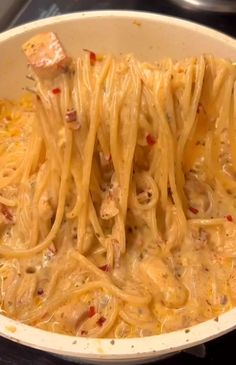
[1,308,236,359]
[0,10,236,359]
[0,9,235,47]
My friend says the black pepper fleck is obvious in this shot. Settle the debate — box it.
[110,340,115,345]
[221,295,228,305]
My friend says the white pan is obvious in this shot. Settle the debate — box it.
[0,10,236,364]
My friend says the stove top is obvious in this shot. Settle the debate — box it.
[0,1,236,364]
[1,0,236,37]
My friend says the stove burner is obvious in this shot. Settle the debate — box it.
[169,0,236,13]
[184,344,206,358]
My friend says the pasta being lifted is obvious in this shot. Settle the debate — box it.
[1,32,236,338]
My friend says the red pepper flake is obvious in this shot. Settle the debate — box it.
[88,306,96,318]
[52,87,61,95]
[146,134,156,146]
[96,316,106,327]
[0,203,13,222]
[37,288,44,295]
[99,264,111,272]
[226,215,233,222]
[189,206,199,214]
[80,330,88,336]
[83,49,96,65]
[36,95,41,101]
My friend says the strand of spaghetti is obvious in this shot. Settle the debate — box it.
[61,72,73,115]
[228,81,236,170]
[212,132,236,191]
[83,52,93,92]
[168,136,187,236]
[157,105,187,238]
[119,59,142,220]
[149,207,163,242]
[216,169,236,190]
[39,77,69,166]
[25,109,43,175]
[73,251,151,304]
[0,129,72,257]
[142,76,186,232]
[88,196,106,247]
[21,281,106,323]
[23,275,149,325]
[96,60,116,158]
[176,57,205,209]
[188,218,226,226]
[213,73,235,191]
[0,159,25,189]
[89,160,103,200]
[77,56,112,252]
[58,75,69,122]
[119,309,153,326]
[0,196,16,207]
[79,298,119,338]
[155,121,168,209]
[212,59,228,100]
[38,269,61,302]
[181,59,194,117]
[164,58,177,136]
[213,178,236,214]
[111,59,142,254]
[97,121,110,159]
[204,130,214,182]
[67,139,106,247]
[21,134,41,182]
[72,57,90,158]
[66,146,83,219]
[142,86,161,163]
[30,138,43,175]
[138,69,168,209]
[215,71,234,133]
[29,163,50,247]
[110,73,130,183]
[36,101,62,168]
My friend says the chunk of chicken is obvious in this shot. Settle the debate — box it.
[140,257,188,309]
[22,32,71,79]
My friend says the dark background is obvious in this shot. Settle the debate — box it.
[1,0,236,364]
[3,0,236,37]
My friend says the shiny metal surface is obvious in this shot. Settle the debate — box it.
[0,0,27,31]
[169,0,236,13]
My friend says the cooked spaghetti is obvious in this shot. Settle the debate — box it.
[0,32,236,338]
